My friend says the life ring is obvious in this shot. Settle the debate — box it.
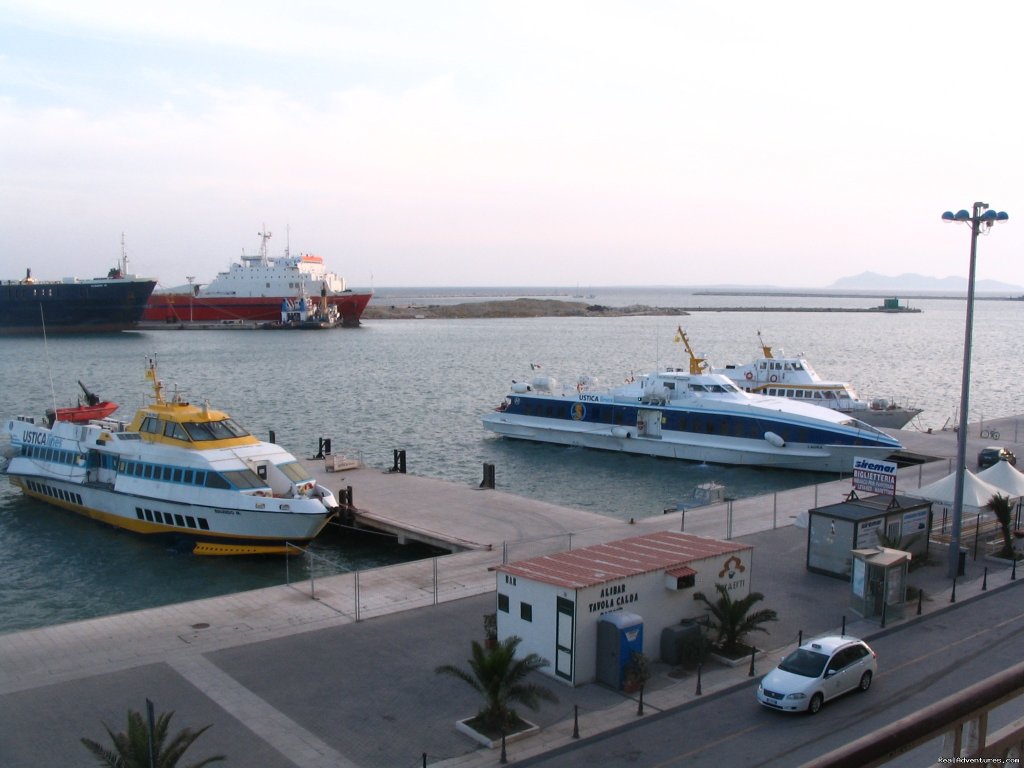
[769,375,778,383]
[744,371,753,381]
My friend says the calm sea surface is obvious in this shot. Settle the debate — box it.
[2,287,1021,633]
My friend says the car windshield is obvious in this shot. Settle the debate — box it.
[778,648,830,678]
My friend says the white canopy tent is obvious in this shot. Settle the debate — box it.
[905,470,1005,510]
[977,460,1024,500]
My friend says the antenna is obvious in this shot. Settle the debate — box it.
[40,305,58,417]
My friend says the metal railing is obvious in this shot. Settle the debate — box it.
[800,660,1024,767]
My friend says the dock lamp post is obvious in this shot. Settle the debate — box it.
[941,203,1009,579]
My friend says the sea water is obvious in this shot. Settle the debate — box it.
[1,289,1020,632]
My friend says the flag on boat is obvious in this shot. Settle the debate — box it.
[673,327,684,343]
[530,362,542,370]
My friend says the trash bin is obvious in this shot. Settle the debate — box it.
[958,547,967,577]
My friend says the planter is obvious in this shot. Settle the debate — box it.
[455,717,539,749]
[707,647,764,668]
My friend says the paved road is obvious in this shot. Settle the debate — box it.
[517,581,1024,768]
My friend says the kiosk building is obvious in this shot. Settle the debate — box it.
[493,531,754,687]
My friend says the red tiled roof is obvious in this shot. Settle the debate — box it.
[494,531,751,589]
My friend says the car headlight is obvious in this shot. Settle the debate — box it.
[785,692,807,700]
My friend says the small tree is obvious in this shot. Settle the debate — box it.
[435,635,558,735]
[694,583,778,655]
[81,703,224,767]
[985,492,1018,560]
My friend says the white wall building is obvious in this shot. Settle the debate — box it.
[493,531,755,687]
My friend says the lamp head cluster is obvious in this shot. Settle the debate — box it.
[942,203,1009,232]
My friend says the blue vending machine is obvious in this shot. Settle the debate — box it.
[596,611,644,689]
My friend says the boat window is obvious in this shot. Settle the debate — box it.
[154,510,164,523]
[198,518,210,531]
[689,384,707,392]
[203,471,229,489]
[163,421,190,441]
[183,469,194,484]
[181,419,249,441]
[140,417,162,434]
[194,471,206,485]
[219,469,266,490]
[172,468,183,482]
[794,363,803,370]
[824,391,836,400]
[174,514,185,527]
[277,461,312,483]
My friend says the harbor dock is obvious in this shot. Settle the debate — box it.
[1,418,1022,767]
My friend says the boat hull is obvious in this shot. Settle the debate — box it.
[0,278,157,334]
[143,291,372,327]
[855,407,922,430]
[482,413,895,473]
[8,473,333,556]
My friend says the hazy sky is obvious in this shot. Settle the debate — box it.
[1,1,1021,289]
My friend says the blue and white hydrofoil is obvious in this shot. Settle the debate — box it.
[482,330,902,473]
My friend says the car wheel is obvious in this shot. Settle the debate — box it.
[808,693,824,715]
[858,671,873,692]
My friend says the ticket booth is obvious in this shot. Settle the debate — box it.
[850,546,911,623]
[807,493,931,579]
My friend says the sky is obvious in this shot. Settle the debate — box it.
[1,1,1022,290]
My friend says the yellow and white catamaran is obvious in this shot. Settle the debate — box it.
[2,359,337,555]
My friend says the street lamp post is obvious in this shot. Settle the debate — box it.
[941,202,1010,579]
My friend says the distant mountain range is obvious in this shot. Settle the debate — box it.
[829,271,1022,293]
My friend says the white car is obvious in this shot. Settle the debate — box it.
[756,635,877,714]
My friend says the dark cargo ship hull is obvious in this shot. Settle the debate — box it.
[0,278,157,334]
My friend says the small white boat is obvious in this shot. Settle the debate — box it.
[712,332,922,429]
[482,329,903,473]
[2,359,338,555]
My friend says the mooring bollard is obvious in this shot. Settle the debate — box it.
[479,462,495,489]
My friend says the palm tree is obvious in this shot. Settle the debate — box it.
[81,704,224,768]
[694,583,778,655]
[985,492,1018,560]
[435,635,558,735]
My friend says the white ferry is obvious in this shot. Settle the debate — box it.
[143,230,371,326]
[712,332,922,429]
[482,330,902,473]
[2,361,338,555]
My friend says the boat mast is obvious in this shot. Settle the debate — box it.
[676,327,708,375]
[120,232,129,275]
[257,228,272,267]
[756,330,774,359]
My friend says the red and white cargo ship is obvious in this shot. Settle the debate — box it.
[143,231,371,326]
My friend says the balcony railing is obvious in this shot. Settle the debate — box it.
[800,659,1024,767]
